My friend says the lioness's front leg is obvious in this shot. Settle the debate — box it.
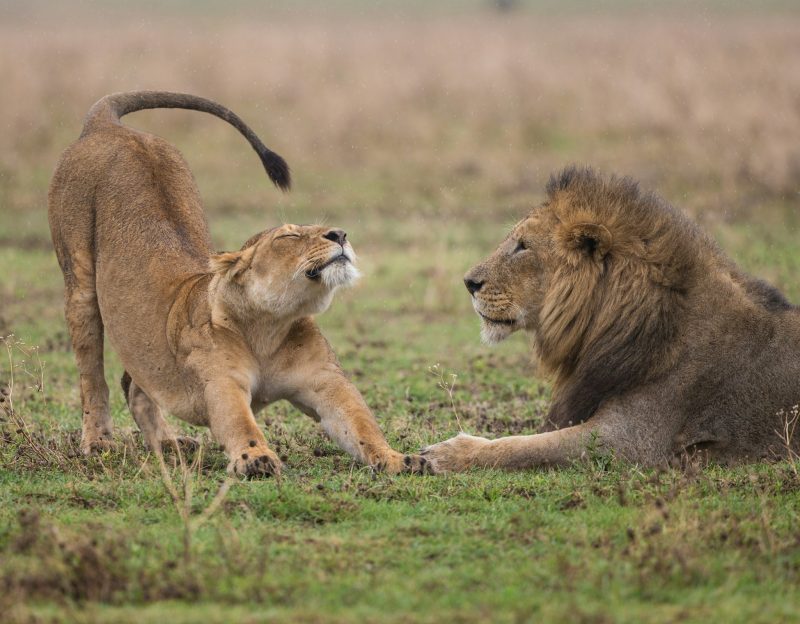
[291,372,428,474]
[277,320,428,474]
[205,378,282,478]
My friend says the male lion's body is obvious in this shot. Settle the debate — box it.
[424,167,800,471]
[49,91,427,476]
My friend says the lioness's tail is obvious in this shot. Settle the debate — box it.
[81,90,290,191]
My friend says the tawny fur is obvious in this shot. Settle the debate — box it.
[48,91,428,477]
[424,167,800,472]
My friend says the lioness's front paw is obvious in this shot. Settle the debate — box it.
[375,451,434,475]
[421,433,491,473]
[228,447,282,479]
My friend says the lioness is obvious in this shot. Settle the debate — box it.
[423,167,800,472]
[49,91,428,477]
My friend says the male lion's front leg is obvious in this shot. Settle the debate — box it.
[290,368,430,475]
[422,416,642,473]
[205,379,282,478]
[420,433,496,473]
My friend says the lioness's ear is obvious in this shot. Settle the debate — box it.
[209,250,250,280]
[560,222,613,262]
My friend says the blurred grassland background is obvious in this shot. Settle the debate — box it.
[1,1,800,623]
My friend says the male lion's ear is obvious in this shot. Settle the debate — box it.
[560,222,613,262]
[209,251,250,280]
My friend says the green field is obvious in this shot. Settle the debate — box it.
[2,2,800,622]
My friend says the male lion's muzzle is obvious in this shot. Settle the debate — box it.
[464,264,488,297]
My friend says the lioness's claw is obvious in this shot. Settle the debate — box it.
[421,433,491,474]
[374,451,434,475]
[402,453,434,475]
[230,449,282,479]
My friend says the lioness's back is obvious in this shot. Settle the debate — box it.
[52,125,213,268]
[49,126,217,397]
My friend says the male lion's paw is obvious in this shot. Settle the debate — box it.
[421,433,491,474]
[228,447,282,479]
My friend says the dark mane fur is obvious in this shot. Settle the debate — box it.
[540,168,701,431]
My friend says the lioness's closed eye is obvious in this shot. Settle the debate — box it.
[48,91,430,477]
[423,166,800,473]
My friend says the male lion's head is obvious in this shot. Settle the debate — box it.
[210,224,360,319]
[464,167,703,406]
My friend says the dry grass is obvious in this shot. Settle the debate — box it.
[2,4,800,622]
[1,5,799,224]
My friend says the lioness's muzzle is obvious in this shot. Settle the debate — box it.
[306,254,349,280]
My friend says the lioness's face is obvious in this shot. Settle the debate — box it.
[212,224,360,318]
[464,210,554,344]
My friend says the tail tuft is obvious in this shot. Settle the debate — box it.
[259,150,291,192]
[83,91,292,192]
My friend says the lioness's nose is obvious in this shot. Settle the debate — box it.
[464,278,484,295]
[323,229,347,246]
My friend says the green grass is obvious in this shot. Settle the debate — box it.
[2,205,800,623]
[3,4,800,619]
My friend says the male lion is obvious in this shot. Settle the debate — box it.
[423,167,800,472]
[49,91,428,477]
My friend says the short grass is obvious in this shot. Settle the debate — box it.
[2,2,800,623]
[4,210,800,623]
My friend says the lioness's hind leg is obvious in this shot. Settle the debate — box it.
[63,267,113,455]
[122,372,196,453]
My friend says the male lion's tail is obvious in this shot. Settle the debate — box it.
[80,90,291,191]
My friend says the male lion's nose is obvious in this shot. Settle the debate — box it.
[464,278,484,295]
[323,229,347,246]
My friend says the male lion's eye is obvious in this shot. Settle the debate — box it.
[514,240,527,254]
[274,234,300,242]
